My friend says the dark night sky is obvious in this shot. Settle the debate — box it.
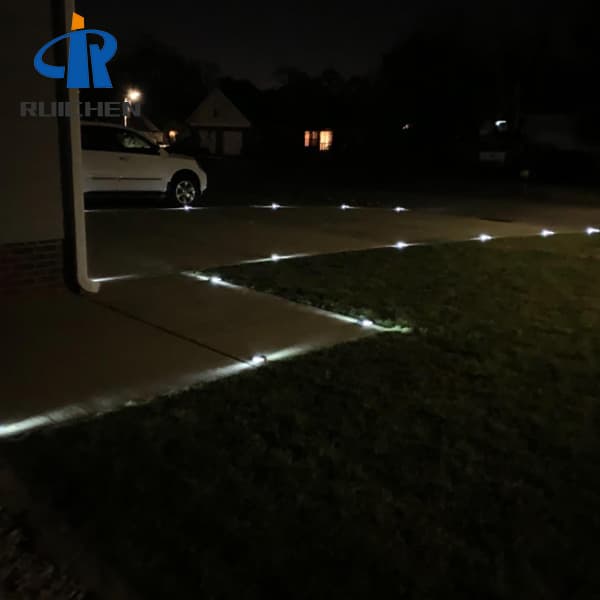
[82,0,584,88]
[81,0,439,87]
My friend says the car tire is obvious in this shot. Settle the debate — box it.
[169,172,201,207]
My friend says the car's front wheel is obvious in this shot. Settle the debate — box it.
[169,172,201,207]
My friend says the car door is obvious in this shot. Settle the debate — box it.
[113,129,169,193]
[81,125,123,193]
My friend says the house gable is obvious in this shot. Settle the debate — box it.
[188,89,251,129]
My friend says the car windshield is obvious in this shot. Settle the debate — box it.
[115,130,155,151]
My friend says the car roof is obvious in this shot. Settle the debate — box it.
[81,121,128,130]
[80,121,159,146]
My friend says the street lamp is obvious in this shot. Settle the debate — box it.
[123,88,142,127]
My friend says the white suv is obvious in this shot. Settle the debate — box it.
[81,122,207,206]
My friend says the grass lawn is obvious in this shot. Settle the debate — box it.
[3,235,600,599]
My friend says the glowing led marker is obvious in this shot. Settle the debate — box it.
[395,241,409,250]
[209,276,223,285]
[586,227,600,235]
[359,318,374,328]
[340,204,351,210]
[271,253,281,262]
[271,203,281,210]
[394,206,408,213]
[477,234,493,243]
[251,354,268,366]
[183,205,192,212]
[540,229,556,238]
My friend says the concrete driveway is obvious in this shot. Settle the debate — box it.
[86,203,599,280]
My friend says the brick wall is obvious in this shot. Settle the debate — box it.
[0,240,65,293]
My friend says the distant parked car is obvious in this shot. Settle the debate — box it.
[81,122,207,206]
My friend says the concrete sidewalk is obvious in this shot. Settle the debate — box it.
[0,279,374,434]
[0,289,233,429]
[97,273,380,359]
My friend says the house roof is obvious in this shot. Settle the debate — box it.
[127,115,162,133]
[187,89,251,129]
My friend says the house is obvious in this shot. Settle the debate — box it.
[187,89,251,156]
[1,1,81,293]
[479,114,600,173]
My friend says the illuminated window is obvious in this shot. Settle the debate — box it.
[319,130,333,151]
[304,130,333,151]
